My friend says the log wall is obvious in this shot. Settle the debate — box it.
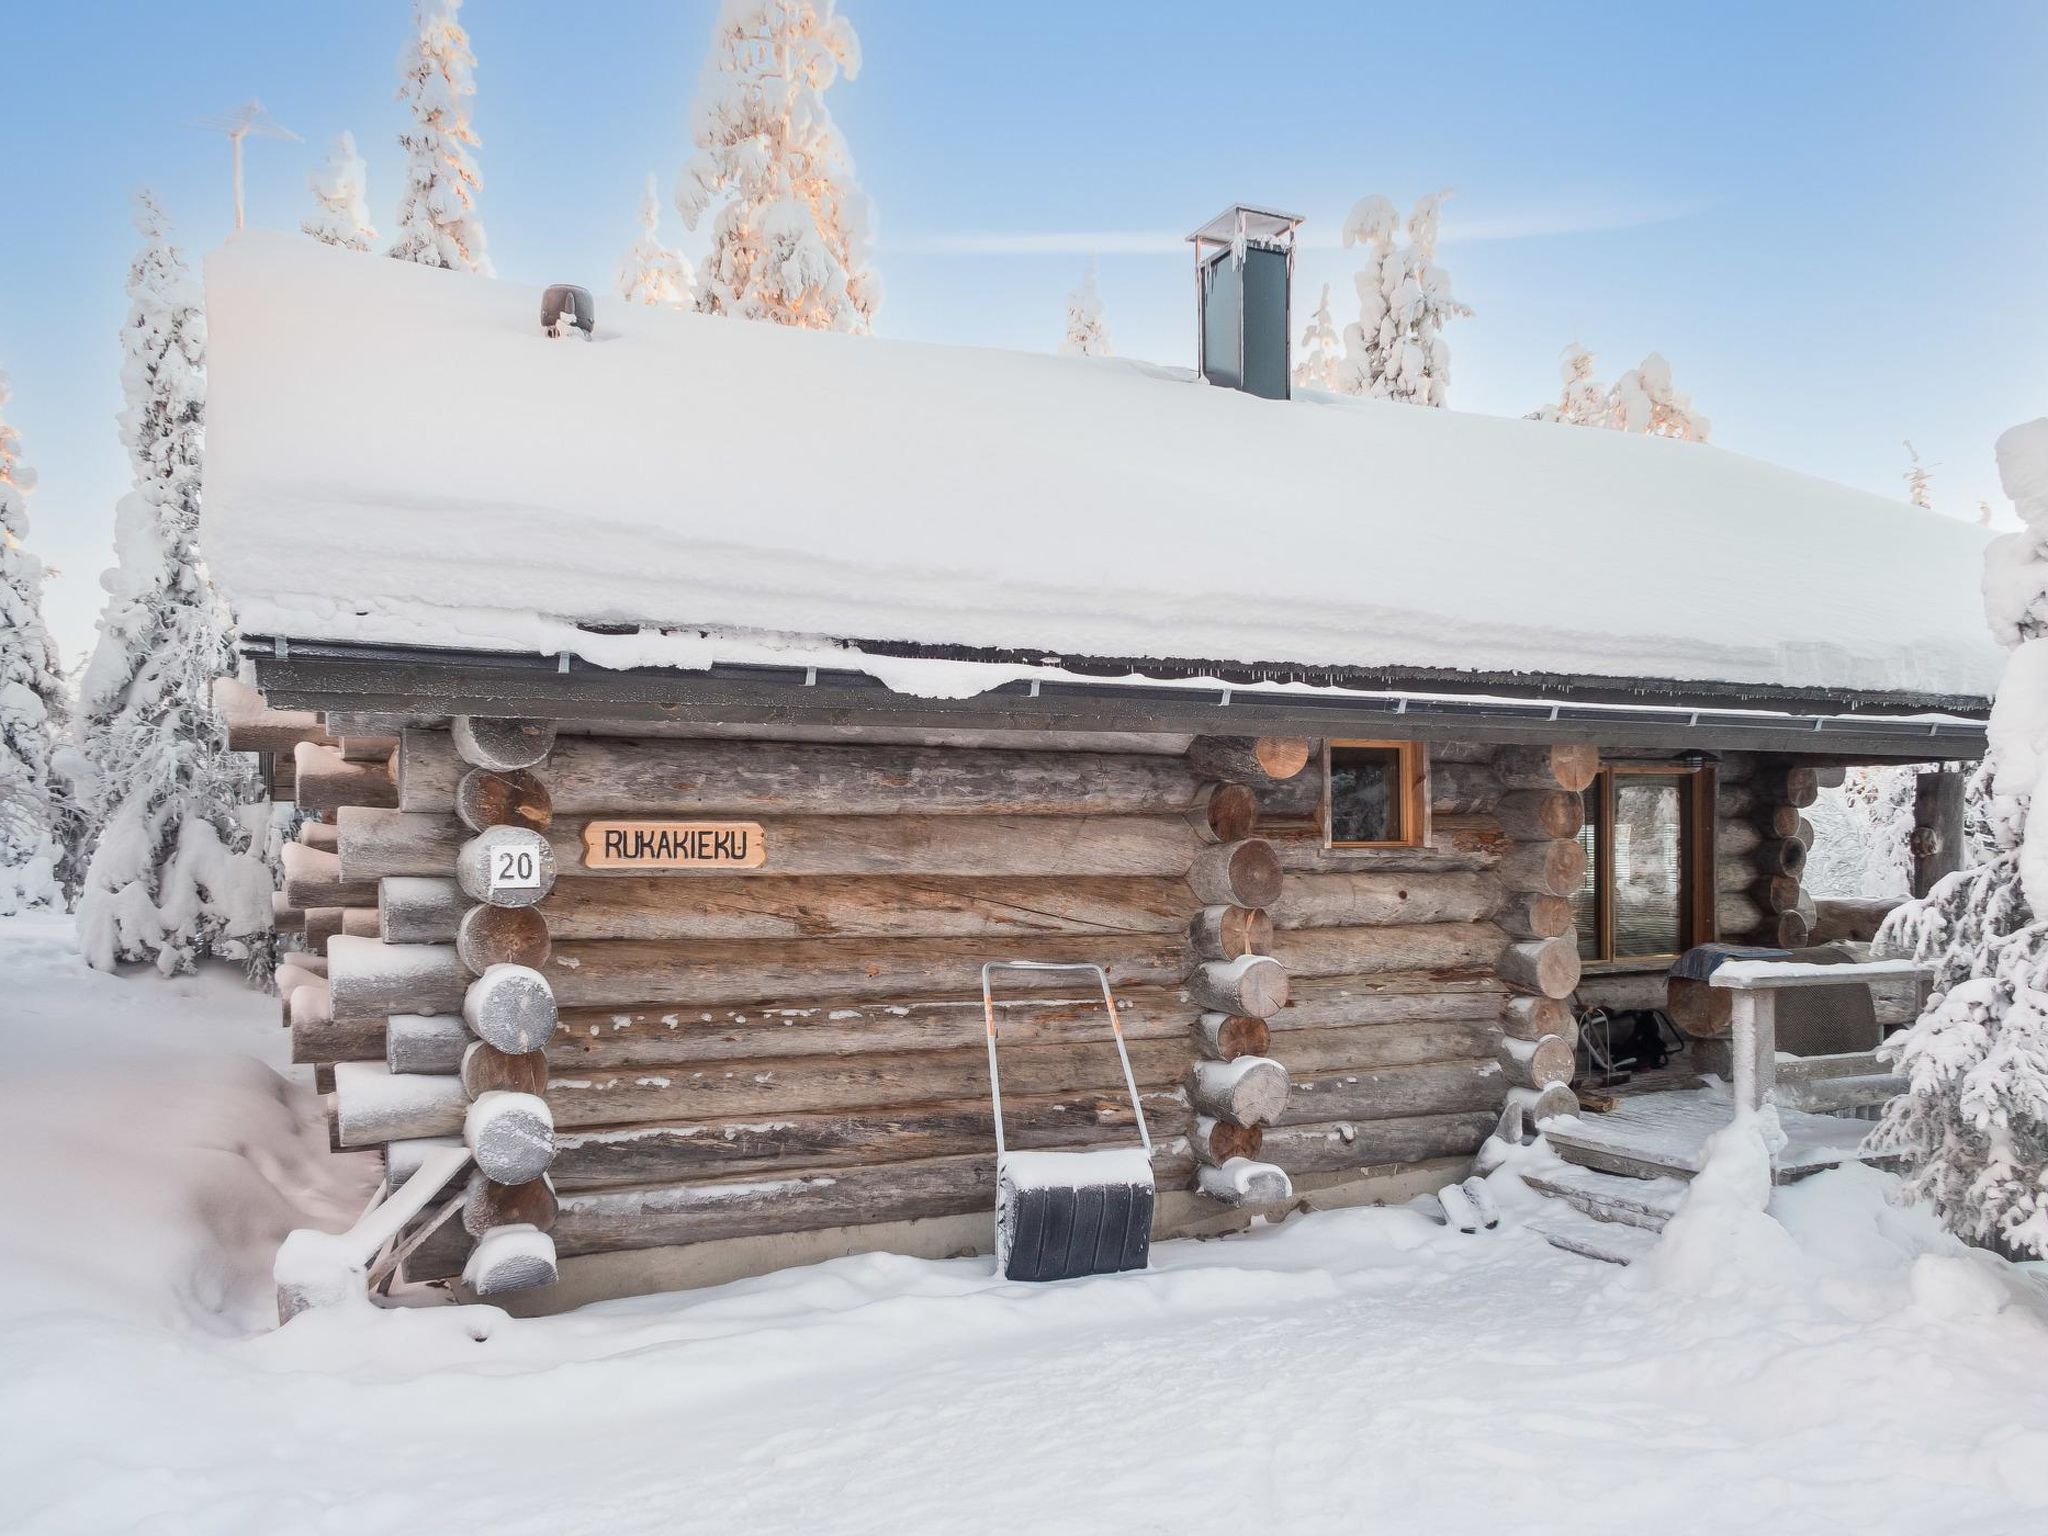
[235,691,1887,1300]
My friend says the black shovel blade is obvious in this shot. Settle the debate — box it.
[1000,1178,1153,1282]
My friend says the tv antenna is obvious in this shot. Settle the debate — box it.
[193,99,302,232]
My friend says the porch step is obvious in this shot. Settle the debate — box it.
[1777,1074,1906,1116]
[1519,1165,1685,1234]
[1529,1209,1663,1267]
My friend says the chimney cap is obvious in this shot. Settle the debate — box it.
[1186,205,1306,249]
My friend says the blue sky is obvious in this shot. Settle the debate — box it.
[6,0,2044,666]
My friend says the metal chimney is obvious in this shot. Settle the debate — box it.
[1187,206,1304,401]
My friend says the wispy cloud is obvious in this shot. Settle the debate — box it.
[883,198,1708,258]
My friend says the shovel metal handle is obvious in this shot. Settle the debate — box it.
[980,961,1153,1161]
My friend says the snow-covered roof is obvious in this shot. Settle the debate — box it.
[202,233,2002,707]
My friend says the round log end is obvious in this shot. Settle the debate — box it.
[1192,1115,1264,1166]
[1196,1012,1272,1061]
[463,963,559,1054]
[457,903,553,974]
[462,1172,560,1238]
[1501,995,1572,1041]
[457,768,555,835]
[452,715,558,774]
[1191,1055,1292,1128]
[1200,781,1261,844]
[461,1222,559,1296]
[464,1090,557,1186]
[460,1040,549,1100]
[1500,937,1581,999]
[456,825,558,909]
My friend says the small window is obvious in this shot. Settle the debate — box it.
[1324,740,1428,849]
[1570,763,1716,965]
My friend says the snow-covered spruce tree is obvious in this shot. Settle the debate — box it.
[1903,439,1933,511]
[1059,268,1111,358]
[1292,283,1342,392]
[71,192,269,975]
[1606,352,1709,441]
[1336,195,1396,397]
[0,368,70,913]
[676,0,878,332]
[1339,191,1470,406]
[302,131,377,251]
[1872,417,2048,1257]
[388,0,490,274]
[1805,766,1918,900]
[1528,342,1607,426]
[617,175,697,308]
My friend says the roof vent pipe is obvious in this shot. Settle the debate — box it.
[542,283,595,340]
[1187,207,1304,401]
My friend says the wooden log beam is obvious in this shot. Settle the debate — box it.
[1494,839,1585,898]
[379,876,464,944]
[1185,839,1283,908]
[304,907,346,948]
[292,742,397,815]
[408,729,1225,818]
[464,964,559,1053]
[1268,870,1502,929]
[524,873,1210,945]
[328,935,467,1021]
[1751,765,1820,809]
[1267,974,1506,1030]
[339,735,399,764]
[1497,938,1582,999]
[456,768,553,834]
[1260,1110,1498,1175]
[1193,1013,1270,1061]
[1185,956,1290,1018]
[1492,892,1573,941]
[549,1090,1188,1190]
[464,1091,556,1185]
[341,806,1248,884]
[457,904,552,972]
[1184,736,1313,785]
[1269,922,1509,979]
[1188,1117,1264,1167]
[1278,1059,1505,1126]
[333,1061,467,1146]
[1666,976,1731,1039]
[462,1173,558,1238]
[452,716,557,773]
[546,992,1192,1069]
[1811,897,1904,946]
[282,843,379,910]
[296,820,340,852]
[538,933,1192,1010]
[462,1225,558,1297]
[213,677,325,753]
[1754,838,1808,879]
[1498,1034,1574,1089]
[461,1041,549,1099]
[387,1013,469,1074]
[1188,905,1272,961]
[1495,790,1584,842]
[288,982,383,1065]
[456,826,557,908]
[271,892,305,932]
[1187,1056,1291,1128]
[1501,996,1573,1042]
[552,1146,1194,1259]
[1494,744,1599,794]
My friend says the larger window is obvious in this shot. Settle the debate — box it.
[1569,763,1716,965]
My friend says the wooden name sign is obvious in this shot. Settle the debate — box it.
[582,820,767,870]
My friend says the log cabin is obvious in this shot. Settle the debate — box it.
[203,216,1999,1311]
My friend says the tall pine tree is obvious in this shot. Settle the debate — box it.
[389,0,490,274]
[617,175,697,308]
[71,192,268,974]
[1528,343,1607,426]
[1339,191,1469,406]
[1607,353,1710,441]
[0,367,70,913]
[1874,418,2048,1258]
[303,131,378,251]
[1059,268,1111,357]
[676,0,878,331]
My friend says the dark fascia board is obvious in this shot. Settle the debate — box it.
[243,637,1988,762]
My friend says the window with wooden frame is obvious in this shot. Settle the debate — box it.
[1569,762,1717,966]
[1323,740,1429,849]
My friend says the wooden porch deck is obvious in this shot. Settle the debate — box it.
[1542,1088,1888,1184]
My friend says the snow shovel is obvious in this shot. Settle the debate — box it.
[982,961,1155,1282]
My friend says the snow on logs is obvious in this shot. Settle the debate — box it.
[282,843,378,910]
[463,964,559,1055]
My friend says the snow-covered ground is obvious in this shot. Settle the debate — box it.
[3,913,2046,1536]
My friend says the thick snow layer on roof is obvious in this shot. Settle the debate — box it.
[202,233,2002,702]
